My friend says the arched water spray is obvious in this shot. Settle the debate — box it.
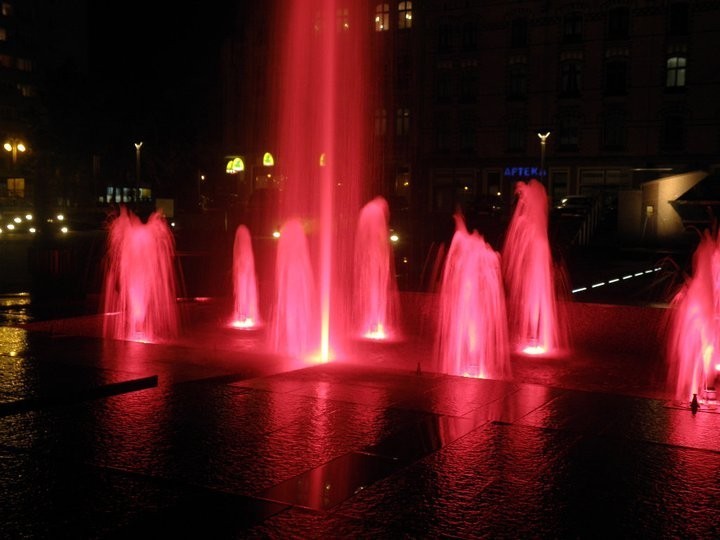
[353,196,401,340]
[231,224,261,329]
[436,214,510,379]
[502,179,568,356]
[667,230,720,405]
[102,206,179,342]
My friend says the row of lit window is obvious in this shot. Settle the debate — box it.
[374,2,412,31]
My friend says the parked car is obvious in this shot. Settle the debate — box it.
[553,195,596,217]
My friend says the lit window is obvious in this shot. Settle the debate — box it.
[375,4,389,31]
[374,108,387,136]
[0,27,6,41]
[666,55,686,87]
[398,1,412,30]
[7,177,24,198]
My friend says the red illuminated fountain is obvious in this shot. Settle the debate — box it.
[267,0,371,361]
[271,219,318,358]
[353,196,400,341]
[502,179,568,356]
[667,230,720,408]
[102,206,179,342]
[436,214,510,379]
[231,224,261,329]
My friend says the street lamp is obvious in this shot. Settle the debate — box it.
[4,139,26,166]
[537,131,550,181]
[134,141,143,201]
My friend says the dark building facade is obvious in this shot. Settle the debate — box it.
[219,0,720,272]
[0,0,39,214]
[416,0,720,211]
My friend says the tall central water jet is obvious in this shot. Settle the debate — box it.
[502,179,567,356]
[667,230,720,405]
[269,1,371,360]
[436,214,510,379]
[102,206,179,342]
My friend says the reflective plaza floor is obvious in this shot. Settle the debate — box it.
[1,294,719,539]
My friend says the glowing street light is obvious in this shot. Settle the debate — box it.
[537,132,550,180]
[3,138,26,166]
[134,141,143,200]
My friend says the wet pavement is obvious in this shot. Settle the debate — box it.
[1,296,719,538]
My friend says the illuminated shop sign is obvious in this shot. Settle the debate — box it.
[504,167,547,177]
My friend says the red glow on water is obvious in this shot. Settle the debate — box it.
[364,324,387,341]
[231,318,256,329]
[231,225,262,329]
[502,180,568,356]
[102,206,179,342]
[667,231,720,403]
[353,197,400,341]
[436,214,510,379]
[522,345,547,355]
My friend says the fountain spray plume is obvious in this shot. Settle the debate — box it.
[353,196,401,340]
[502,179,568,356]
[666,230,720,405]
[102,206,179,342]
[271,219,319,359]
[436,213,511,379]
[231,224,261,329]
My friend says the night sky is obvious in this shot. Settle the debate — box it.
[78,1,240,194]
[85,2,236,145]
